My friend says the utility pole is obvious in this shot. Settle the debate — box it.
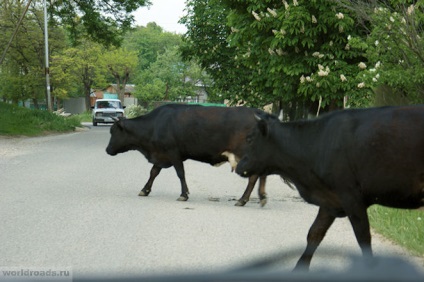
[43,0,52,111]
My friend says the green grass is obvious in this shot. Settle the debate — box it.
[0,102,82,136]
[368,205,424,256]
[76,111,93,122]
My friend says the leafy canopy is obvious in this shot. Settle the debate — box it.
[48,0,151,47]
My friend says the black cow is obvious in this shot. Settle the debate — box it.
[236,105,424,270]
[106,103,277,206]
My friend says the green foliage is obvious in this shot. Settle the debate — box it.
[134,47,185,101]
[346,0,424,104]
[102,47,138,102]
[368,205,424,256]
[0,102,81,136]
[180,0,261,106]
[180,0,375,111]
[50,40,108,110]
[48,0,151,47]
[0,1,67,105]
[123,23,182,71]
[224,0,371,109]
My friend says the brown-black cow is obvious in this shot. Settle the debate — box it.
[106,103,278,206]
[236,105,424,270]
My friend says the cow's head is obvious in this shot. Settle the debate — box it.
[106,117,132,156]
[235,113,273,178]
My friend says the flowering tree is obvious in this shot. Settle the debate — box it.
[224,0,372,112]
[346,0,424,104]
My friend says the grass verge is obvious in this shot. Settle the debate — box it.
[368,205,424,256]
[0,102,82,136]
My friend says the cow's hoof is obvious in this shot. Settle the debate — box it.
[259,194,267,207]
[177,196,188,201]
[260,198,267,207]
[235,199,247,207]
[138,190,150,196]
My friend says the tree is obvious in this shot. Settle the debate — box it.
[123,23,183,71]
[102,48,138,102]
[180,0,259,107]
[48,0,151,47]
[0,0,67,107]
[50,40,106,110]
[343,0,424,105]
[181,0,374,117]
[134,46,204,103]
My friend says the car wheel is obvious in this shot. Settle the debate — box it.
[93,119,97,126]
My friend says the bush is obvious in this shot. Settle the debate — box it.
[125,104,148,118]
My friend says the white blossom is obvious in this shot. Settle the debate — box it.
[357,82,365,88]
[375,40,379,46]
[252,11,261,21]
[268,48,276,55]
[340,74,347,82]
[267,8,278,17]
[390,16,395,22]
[312,52,320,58]
[358,62,367,69]
[375,61,381,68]
[231,27,239,33]
[300,75,305,84]
[306,76,313,82]
[336,13,344,19]
[317,65,330,76]
[283,1,289,10]
[407,4,415,15]
[276,48,286,56]
[318,70,328,76]
[293,0,298,6]
[316,82,321,88]
[312,15,317,24]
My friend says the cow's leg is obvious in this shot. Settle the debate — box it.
[139,165,162,196]
[346,204,373,258]
[258,175,267,207]
[235,174,259,206]
[173,162,189,201]
[294,208,335,271]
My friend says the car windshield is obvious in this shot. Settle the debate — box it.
[96,101,121,109]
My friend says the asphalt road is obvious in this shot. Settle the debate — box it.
[0,124,423,279]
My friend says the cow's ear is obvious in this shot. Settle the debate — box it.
[254,114,269,136]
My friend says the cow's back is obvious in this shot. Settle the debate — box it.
[147,104,265,165]
[314,105,424,208]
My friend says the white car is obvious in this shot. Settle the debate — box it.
[91,99,125,126]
